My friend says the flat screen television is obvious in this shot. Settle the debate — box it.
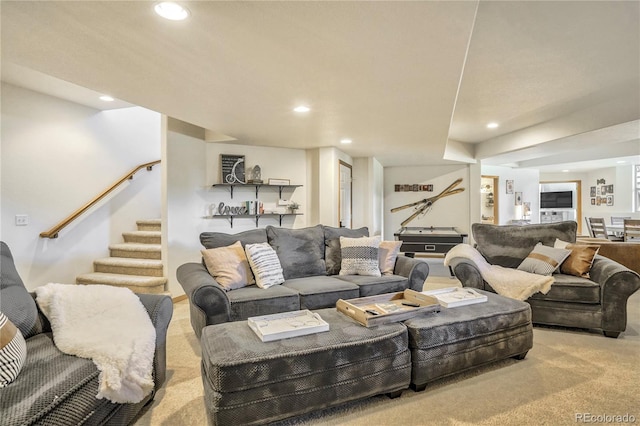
[540,191,573,209]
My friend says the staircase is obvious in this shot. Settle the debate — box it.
[76,219,166,294]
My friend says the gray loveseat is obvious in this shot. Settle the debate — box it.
[447,221,640,338]
[0,241,173,425]
[177,225,430,337]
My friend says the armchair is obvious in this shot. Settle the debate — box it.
[0,241,173,424]
[447,222,640,338]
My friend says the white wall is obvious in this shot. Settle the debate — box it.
[352,157,384,236]
[164,127,208,296]
[481,165,540,225]
[1,83,161,291]
[383,165,470,241]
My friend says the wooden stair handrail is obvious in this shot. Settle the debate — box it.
[40,160,161,238]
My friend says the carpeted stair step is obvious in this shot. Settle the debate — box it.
[123,231,161,244]
[76,272,166,294]
[109,243,161,260]
[137,219,161,232]
[94,257,164,277]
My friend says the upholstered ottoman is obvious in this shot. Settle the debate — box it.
[200,308,411,425]
[404,290,533,391]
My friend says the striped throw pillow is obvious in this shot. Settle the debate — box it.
[0,311,27,387]
[517,243,571,276]
[245,243,285,289]
[339,236,382,277]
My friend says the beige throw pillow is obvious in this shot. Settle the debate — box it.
[378,240,402,275]
[201,241,254,291]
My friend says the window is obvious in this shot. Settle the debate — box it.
[636,165,640,212]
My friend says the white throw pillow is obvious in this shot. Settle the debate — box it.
[517,243,571,276]
[0,311,27,388]
[378,240,402,275]
[244,243,285,289]
[339,236,382,277]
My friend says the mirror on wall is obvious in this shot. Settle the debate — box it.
[481,175,499,224]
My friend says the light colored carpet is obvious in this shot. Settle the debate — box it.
[135,264,640,425]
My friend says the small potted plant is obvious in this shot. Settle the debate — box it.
[288,201,300,214]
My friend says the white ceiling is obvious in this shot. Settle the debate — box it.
[1,1,638,170]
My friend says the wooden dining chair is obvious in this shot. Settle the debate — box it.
[584,217,594,237]
[611,216,631,226]
[587,217,623,241]
[623,219,640,242]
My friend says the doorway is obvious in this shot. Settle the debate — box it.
[540,180,582,235]
[481,175,499,224]
[338,161,352,228]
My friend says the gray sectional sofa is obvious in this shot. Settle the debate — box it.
[447,221,640,338]
[0,241,173,425]
[177,224,430,337]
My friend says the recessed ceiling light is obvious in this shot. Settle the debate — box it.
[486,122,499,129]
[617,160,626,164]
[340,138,352,144]
[154,2,190,21]
[293,105,310,113]
[99,95,114,102]
[562,170,570,173]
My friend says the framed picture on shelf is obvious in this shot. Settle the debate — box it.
[268,178,290,186]
[221,154,245,184]
[506,180,514,194]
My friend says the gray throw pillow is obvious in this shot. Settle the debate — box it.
[473,221,577,268]
[0,242,41,339]
[323,226,369,275]
[266,225,326,280]
[200,229,267,249]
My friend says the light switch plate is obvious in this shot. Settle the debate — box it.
[15,214,29,226]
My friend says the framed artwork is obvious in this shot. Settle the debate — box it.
[607,195,614,206]
[515,192,523,205]
[591,198,596,205]
[607,184,614,193]
[506,180,514,194]
[590,186,596,197]
[221,154,245,184]
[601,185,607,195]
[268,178,290,185]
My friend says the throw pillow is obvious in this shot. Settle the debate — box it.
[266,225,326,279]
[323,226,369,275]
[339,236,382,277]
[378,240,402,275]
[517,243,571,276]
[201,241,255,291]
[0,311,27,388]
[554,239,600,278]
[244,243,285,289]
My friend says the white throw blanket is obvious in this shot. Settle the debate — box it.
[444,244,554,301]
[35,283,156,404]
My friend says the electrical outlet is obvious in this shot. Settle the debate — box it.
[15,214,29,226]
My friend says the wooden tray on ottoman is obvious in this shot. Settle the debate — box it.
[337,289,440,327]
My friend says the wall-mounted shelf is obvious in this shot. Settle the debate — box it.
[204,213,303,228]
[212,183,302,199]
